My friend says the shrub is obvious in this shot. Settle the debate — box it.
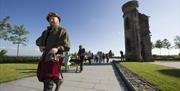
[0,49,7,57]
[0,56,40,63]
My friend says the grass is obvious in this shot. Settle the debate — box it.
[0,63,38,83]
[0,62,76,84]
[153,55,180,61]
[119,62,180,91]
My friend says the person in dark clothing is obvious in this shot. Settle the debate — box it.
[36,12,71,91]
[106,54,109,63]
[102,53,105,63]
[77,45,85,72]
[87,51,92,65]
[120,51,125,61]
[94,54,98,63]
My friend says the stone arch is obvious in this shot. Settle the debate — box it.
[126,37,131,52]
[122,0,153,61]
[125,17,130,30]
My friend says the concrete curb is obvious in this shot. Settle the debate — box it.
[112,61,135,91]
[112,61,159,91]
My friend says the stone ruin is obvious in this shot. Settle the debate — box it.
[122,0,154,61]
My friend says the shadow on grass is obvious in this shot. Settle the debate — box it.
[16,68,37,73]
[16,68,36,70]
[20,71,36,73]
[158,69,180,78]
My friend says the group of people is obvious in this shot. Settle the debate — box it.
[94,51,109,63]
[36,12,125,91]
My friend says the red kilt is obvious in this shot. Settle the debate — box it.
[37,57,63,82]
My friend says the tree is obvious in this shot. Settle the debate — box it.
[174,35,180,53]
[0,16,13,54]
[8,25,29,57]
[162,38,171,55]
[0,16,12,40]
[0,49,7,57]
[69,52,78,59]
[154,40,163,55]
[151,42,155,49]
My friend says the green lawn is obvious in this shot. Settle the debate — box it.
[0,63,75,84]
[119,62,180,91]
[0,63,37,83]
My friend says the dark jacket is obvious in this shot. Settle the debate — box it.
[36,26,71,60]
[36,26,71,81]
[78,48,85,59]
[36,26,70,52]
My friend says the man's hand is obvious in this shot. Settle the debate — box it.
[48,48,58,54]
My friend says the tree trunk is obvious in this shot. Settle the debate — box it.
[168,49,169,56]
[17,43,20,57]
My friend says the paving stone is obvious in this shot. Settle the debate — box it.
[0,63,127,91]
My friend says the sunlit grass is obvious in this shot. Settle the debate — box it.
[120,62,180,91]
[0,63,37,83]
[0,63,76,84]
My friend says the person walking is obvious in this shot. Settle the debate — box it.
[106,53,109,63]
[87,51,92,65]
[120,51,125,61]
[36,12,71,91]
[77,45,85,72]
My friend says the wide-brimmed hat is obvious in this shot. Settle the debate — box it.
[46,12,61,22]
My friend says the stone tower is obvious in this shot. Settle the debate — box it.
[122,0,153,61]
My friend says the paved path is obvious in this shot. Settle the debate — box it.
[147,61,180,69]
[0,63,127,91]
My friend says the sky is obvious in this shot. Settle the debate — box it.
[0,0,179,56]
